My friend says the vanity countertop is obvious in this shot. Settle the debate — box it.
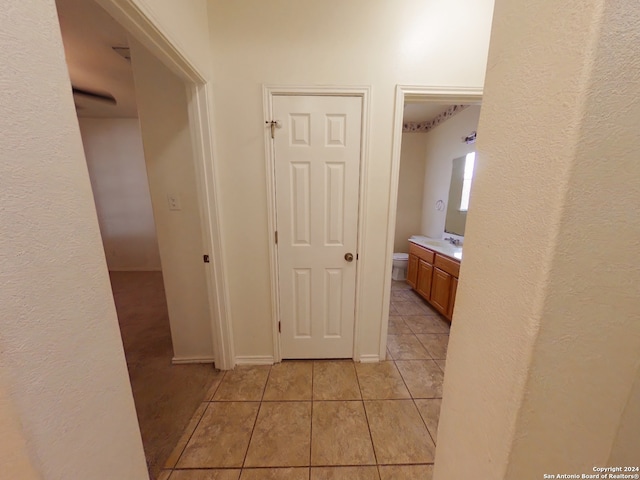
[409,235,463,261]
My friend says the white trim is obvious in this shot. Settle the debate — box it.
[262,86,281,364]
[186,83,235,371]
[352,88,371,363]
[95,0,205,83]
[380,85,483,359]
[172,356,216,365]
[97,0,235,370]
[358,354,380,363]
[235,356,275,366]
[262,85,372,362]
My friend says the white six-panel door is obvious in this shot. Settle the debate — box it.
[273,95,362,358]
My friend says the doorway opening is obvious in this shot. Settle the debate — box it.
[54,0,229,477]
[382,86,482,447]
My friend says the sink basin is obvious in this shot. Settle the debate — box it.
[412,238,447,247]
[410,236,463,261]
[422,240,447,246]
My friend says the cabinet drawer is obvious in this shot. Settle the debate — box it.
[435,254,460,278]
[409,243,435,264]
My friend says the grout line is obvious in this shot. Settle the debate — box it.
[413,398,438,447]
[207,370,227,401]
[241,365,272,469]
[169,462,434,471]
[167,379,438,472]
[170,350,444,474]
[414,335,436,361]
[212,398,363,403]
[310,398,387,403]
[393,356,439,447]
[210,397,369,402]
[353,363,380,469]
[171,400,213,473]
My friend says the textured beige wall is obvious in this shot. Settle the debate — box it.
[0,371,41,480]
[208,0,495,359]
[0,0,148,478]
[609,368,640,464]
[130,39,214,361]
[421,106,480,238]
[79,118,162,272]
[394,133,427,253]
[435,0,640,477]
[132,0,210,71]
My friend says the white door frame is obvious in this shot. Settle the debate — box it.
[380,85,483,358]
[96,0,235,369]
[263,85,372,363]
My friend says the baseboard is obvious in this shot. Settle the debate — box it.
[358,354,381,363]
[108,267,163,272]
[172,356,216,365]
[235,355,275,365]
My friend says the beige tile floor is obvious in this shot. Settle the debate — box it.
[110,272,221,479]
[159,280,449,480]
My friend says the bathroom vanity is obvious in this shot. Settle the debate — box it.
[406,236,462,321]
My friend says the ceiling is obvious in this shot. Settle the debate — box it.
[403,102,455,124]
[55,0,138,118]
[55,2,458,123]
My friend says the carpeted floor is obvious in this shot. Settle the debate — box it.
[109,271,220,480]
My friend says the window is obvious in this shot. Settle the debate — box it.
[459,151,476,211]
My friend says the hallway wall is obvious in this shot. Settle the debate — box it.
[394,133,427,253]
[79,117,162,272]
[130,39,214,362]
[0,370,41,480]
[0,0,148,477]
[207,0,496,360]
[609,364,640,464]
[435,0,640,476]
[421,105,481,239]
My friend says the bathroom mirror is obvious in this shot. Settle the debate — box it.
[445,152,475,236]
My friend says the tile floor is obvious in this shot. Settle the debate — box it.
[110,272,220,479]
[158,280,450,480]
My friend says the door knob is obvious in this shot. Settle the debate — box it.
[344,253,354,262]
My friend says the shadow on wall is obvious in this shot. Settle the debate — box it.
[130,39,214,361]
[79,118,162,272]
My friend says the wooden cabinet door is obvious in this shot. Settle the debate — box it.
[430,267,452,315]
[407,254,419,288]
[447,276,458,320]
[416,259,433,300]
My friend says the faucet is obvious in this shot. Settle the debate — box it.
[445,237,461,246]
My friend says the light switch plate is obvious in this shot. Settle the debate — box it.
[167,193,182,211]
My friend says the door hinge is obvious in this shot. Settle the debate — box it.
[203,254,210,263]
[278,321,281,333]
[357,253,359,260]
[275,231,278,244]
